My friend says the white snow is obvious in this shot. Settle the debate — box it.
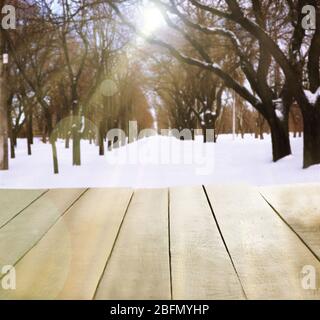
[1,134,319,189]
[275,110,284,120]
[273,98,285,121]
[304,88,320,105]
[201,26,242,47]
[211,63,221,69]
[0,134,319,189]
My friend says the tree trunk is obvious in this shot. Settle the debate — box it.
[9,134,14,158]
[107,140,112,151]
[71,106,81,165]
[0,106,8,169]
[29,109,33,144]
[50,135,59,174]
[0,34,8,170]
[27,110,33,155]
[259,126,264,140]
[65,136,70,148]
[64,116,71,149]
[13,129,17,146]
[42,129,47,143]
[269,117,291,162]
[7,109,14,159]
[98,120,104,156]
[302,110,320,168]
[43,108,59,173]
[202,127,207,143]
[27,140,31,155]
[72,126,81,166]
[213,133,217,143]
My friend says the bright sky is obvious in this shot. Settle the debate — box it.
[140,2,165,36]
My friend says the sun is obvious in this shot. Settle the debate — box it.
[141,5,165,35]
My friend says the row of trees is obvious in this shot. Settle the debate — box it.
[0,0,153,173]
[110,0,319,168]
[146,45,303,142]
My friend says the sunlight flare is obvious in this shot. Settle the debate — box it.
[141,5,165,35]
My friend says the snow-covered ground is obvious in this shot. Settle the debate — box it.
[0,134,319,189]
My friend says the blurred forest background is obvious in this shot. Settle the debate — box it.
[0,0,318,175]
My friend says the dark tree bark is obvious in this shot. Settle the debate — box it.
[50,133,59,174]
[222,0,319,167]
[72,122,81,166]
[65,136,70,149]
[301,109,320,168]
[98,120,105,156]
[64,115,71,149]
[27,107,33,155]
[44,108,59,173]
[202,126,207,143]
[7,105,14,159]
[0,28,8,170]
[107,139,112,151]
[268,116,291,162]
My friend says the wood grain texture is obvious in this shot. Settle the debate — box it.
[260,184,320,259]
[169,187,245,299]
[0,188,132,300]
[0,188,85,269]
[95,189,171,300]
[205,184,320,299]
[0,189,47,228]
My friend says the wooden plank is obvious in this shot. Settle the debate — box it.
[0,188,85,269]
[0,188,132,300]
[0,189,47,228]
[169,187,245,299]
[260,184,320,260]
[205,184,320,299]
[95,189,171,300]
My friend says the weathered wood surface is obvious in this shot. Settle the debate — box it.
[260,184,320,260]
[0,188,132,299]
[0,189,85,269]
[0,189,47,228]
[205,185,320,299]
[0,184,319,300]
[169,186,245,299]
[95,189,171,300]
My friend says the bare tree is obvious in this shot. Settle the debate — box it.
[0,3,8,170]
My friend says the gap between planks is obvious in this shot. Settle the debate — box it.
[205,184,320,299]
[0,188,88,276]
[1,188,133,300]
